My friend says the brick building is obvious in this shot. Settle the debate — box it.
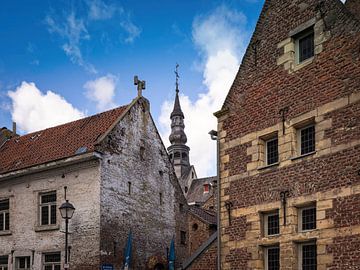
[0,94,188,270]
[213,0,360,269]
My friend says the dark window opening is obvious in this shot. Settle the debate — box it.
[128,182,131,195]
[174,152,181,158]
[301,206,316,231]
[16,256,30,270]
[159,193,163,205]
[0,256,8,267]
[140,146,145,161]
[267,246,280,270]
[266,212,279,236]
[298,30,314,62]
[179,204,184,212]
[182,153,187,159]
[159,171,163,177]
[0,199,9,231]
[184,187,188,193]
[44,252,61,270]
[300,125,315,155]
[266,138,279,165]
[180,231,186,245]
[302,243,317,270]
[192,223,198,231]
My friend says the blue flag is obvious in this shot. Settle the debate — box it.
[168,237,175,270]
[123,230,132,270]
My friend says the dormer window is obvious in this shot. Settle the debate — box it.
[203,184,210,194]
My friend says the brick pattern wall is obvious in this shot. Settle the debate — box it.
[187,242,217,270]
[327,234,360,269]
[216,0,360,269]
[188,214,216,254]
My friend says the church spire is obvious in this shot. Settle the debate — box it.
[168,64,190,189]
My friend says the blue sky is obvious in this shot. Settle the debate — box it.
[0,0,264,177]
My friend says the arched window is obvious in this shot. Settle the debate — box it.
[182,153,187,159]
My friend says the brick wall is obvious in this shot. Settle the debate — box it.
[216,0,360,269]
[187,241,217,270]
[188,213,216,254]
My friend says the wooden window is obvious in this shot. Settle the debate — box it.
[266,138,279,165]
[265,246,280,270]
[0,256,8,270]
[40,192,57,226]
[299,125,315,155]
[43,253,61,270]
[264,211,280,236]
[15,257,30,270]
[0,199,9,231]
[298,242,317,270]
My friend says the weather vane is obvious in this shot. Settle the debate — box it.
[175,63,179,93]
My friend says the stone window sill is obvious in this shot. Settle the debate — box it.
[290,151,316,161]
[35,224,60,232]
[294,57,314,71]
[258,162,279,171]
[0,230,12,236]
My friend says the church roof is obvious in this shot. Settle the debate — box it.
[186,176,217,204]
[0,105,128,175]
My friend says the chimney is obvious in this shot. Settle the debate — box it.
[345,0,360,20]
[12,122,16,135]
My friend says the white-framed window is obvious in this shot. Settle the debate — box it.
[263,210,280,236]
[43,253,61,270]
[265,137,279,165]
[0,256,8,270]
[39,191,57,226]
[15,257,31,270]
[298,125,315,156]
[298,242,317,270]
[0,199,9,231]
[295,28,314,64]
[298,204,316,232]
[264,246,280,270]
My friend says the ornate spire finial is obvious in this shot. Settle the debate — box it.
[175,63,179,93]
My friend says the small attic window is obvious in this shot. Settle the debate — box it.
[295,27,314,63]
[203,183,210,194]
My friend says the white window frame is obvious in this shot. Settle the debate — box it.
[298,204,317,232]
[298,242,317,270]
[263,211,280,237]
[295,27,315,64]
[43,252,61,270]
[265,137,279,165]
[39,191,57,226]
[0,199,9,232]
[297,124,316,156]
[264,245,280,270]
[0,255,8,270]
[15,257,31,270]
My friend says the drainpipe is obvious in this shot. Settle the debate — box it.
[209,130,221,270]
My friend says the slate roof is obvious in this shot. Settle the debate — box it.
[186,176,217,204]
[188,206,217,225]
[0,105,128,175]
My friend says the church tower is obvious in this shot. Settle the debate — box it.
[168,65,191,192]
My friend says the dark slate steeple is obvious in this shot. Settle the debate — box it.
[168,64,190,192]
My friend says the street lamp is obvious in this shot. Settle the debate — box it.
[59,198,75,269]
[209,130,220,270]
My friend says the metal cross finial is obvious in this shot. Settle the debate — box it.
[134,76,146,97]
[175,63,179,93]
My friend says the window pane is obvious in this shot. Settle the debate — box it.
[41,206,49,225]
[0,213,3,231]
[267,138,279,165]
[267,213,279,235]
[44,266,52,270]
[44,253,61,263]
[5,213,9,230]
[302,207,316,231]
[0,200,9,211]
[54,265,61,270]
[0,256,8,264]
[267,247,280,270]
[302,244,317,270]
[301,126,315,155]
[50,205,56,225]
[41,193,56,204]
[299,32,314,62]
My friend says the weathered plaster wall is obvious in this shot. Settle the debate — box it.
[98,98,188,269]
[0,160,101,270]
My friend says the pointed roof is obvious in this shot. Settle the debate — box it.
[0,105,128,175]
[170,89,184,118]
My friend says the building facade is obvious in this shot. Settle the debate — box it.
[0,96,188,270]
[215,0,360,269]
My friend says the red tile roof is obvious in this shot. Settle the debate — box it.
[0,105,128,174]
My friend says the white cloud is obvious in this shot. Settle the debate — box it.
[45,12,97,74]
[8,82,85,133]
[120,20,141,43]
[84,74,117,111]
[159,5,249,177]
[87,0,119,20]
